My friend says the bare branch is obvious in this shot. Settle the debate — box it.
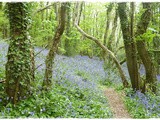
[35,64,44,71]
[35,45,48,57]
[28,3,54,30]
[35,4,54,13]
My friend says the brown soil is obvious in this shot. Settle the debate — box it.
[104,88,131,118]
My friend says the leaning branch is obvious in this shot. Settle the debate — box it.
[74,18,129,88]
[35,4,54,13]
[28,4,54,30]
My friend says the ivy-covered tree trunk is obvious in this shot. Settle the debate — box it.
[43,3,66,89]
[5,3,34,104]
[135,3,157,93]
[118,2,140,91]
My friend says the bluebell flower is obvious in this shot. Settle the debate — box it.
[29,111,35,116]
[7,108,11,112]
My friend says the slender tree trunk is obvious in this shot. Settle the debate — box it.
[152,5,160,75]
[118,2,140,91]
[103,3,114,46]
[49,7,53,21]
[107,8,118,51]
[64,2,72,56]
[130,2,140,91]
[135,3,157,93]
[73,2,83,26]
[73,2,79,26]
[105,8,119,68]
[40,2,44,29]
[6,3,34,104]
[116,25,122,47]
[153,36,160,74]
[102,3,114,63]
[78,2,84,25]
[0,2,2,10]
[54,2,59,21]
[46,2,49,21]
[43,3,66,89]
[83,2,85,33]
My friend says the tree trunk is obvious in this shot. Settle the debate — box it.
[54,2,59,21]
[64,2,72,56]
[40,2,44,30]
[102,3,114,64]
[107,8,118,51]
[135,3,157,93]
[78,2,84,25]
[0,2,2,10]
[118,2,140,91]
[5,3,34,104]
[43,3,66,89]
[153,36,160,74]
[46,2,49,21]
[103,3,114,46]
[105,8,119,69]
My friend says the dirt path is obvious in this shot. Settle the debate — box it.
[104,88,131,118]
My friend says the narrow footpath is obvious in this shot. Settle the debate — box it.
[104,88,131,118]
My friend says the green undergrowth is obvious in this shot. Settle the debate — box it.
[0,72,113,118]
[123,89,146,118]
[115,84,160,118]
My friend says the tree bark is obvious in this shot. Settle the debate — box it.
[6,3,34,104]
[64,2,72,56]
[54,2,59,21]
[102,3,114,64]
[107,8,118,51]
[0,2,2,10]
[40,2,44,30]
[43,3,66,89]
[118,2,140,91]
[135,3,157,93]
[105,8,119,68]
[103,3,114,46]
[153,36,160,74]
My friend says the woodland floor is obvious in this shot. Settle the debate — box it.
[104,88,131,118]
